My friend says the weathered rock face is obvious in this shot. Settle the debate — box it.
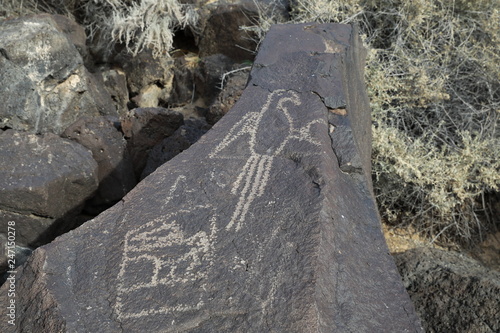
[141,117,212,179]
[62,116,137,208]
[121,107,185,178]
[395,247,500,333]
[0,24,422,332]
[169,53,237,107]
[0,130,98,219]
[196,0,289,61]
[113,48,175,108]
[0,130,98,273]
[207,65,250,124]
[0,14,115,134]
[95,68,129,117]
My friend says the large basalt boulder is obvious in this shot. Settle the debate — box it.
[0,130,98,219]
[0,24,422,332]
[0,130,98,277]
[0,14,115,134]
[394,247,500,333]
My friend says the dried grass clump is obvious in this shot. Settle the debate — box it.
[253,0,500,244]
[1,0,198,58]
[84,0,198,58]
[0,0,79,18]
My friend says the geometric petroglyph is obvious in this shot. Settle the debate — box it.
[209,90,322,231]
[115,175,217,320]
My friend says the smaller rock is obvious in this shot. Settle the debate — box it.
[0,210,55,249]
[169,53,236,107]
[0,130,98,218]
[141,117,211,179]
[62,116,136,209]
[96,67,129,117]
[207,65,249,124]
[0,232,32,284]
[394,247,500,333]
[113,47,175,107]
[196,1,289,61]
[121,108,184,177]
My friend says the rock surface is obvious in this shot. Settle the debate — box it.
[170,53,237,107]
[207,65,250,124]
[0,14,115,134]
[196,0,289,61]
[62,116,136,209]
[141,117,212,179]
[0,24,422,332]
[0,130,98,219]
[121,107,184,178]
[395,247,500,333]
[0,130,98,273]
[114,48,175,108]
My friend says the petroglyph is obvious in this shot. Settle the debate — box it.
[209,90,322,231]
[115,175,217,320]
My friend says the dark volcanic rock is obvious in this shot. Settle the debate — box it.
[196,0,289,61]
[394,247,500,333]
[207,65,250,124]
[0,130,98,219]
[121,107,184,178]
[141,117,212,179]
[113,48,175,108]
[96,68,130,117]
[0,14,116,134]
[169,53,237,108]
[0,130,98,278]
[0,24,422,332]
[62,116,137,208]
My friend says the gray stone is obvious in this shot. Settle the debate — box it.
[0,14,116,134]
[0,232,32,285]
[394,247,500,333]
[0,24,422,332]
[62,116,137,207]
[0,130,98,283]
[0,211,55,249]
[169,53,237,108]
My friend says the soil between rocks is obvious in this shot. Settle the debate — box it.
[383,224,500,272]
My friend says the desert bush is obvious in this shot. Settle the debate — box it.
[0,0,198,58]
[251,0,500,244]
[84,0,198,57]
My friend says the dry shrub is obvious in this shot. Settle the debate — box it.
[255,0,500,244]
[0,0,198,58]
[84,0,198,58]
